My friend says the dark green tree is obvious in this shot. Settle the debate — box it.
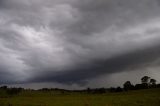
[123,81,134,91]
[150,79,156,85]
[141,76,150,84]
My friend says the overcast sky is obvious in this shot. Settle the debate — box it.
[0,0,160,89]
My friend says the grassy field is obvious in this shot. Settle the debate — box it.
[0,88,160,106]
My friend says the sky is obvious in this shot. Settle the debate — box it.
[0,0,160,89]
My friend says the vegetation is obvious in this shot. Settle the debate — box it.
[0,76,160,106]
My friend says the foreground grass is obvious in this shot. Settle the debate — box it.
[0,88,160,106]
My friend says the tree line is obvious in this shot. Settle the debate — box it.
[87,76,160,93]
[123,76,158,91]
[0,76,160,95]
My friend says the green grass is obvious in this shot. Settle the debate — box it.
[0,88,160,106]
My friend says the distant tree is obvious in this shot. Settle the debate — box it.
[157,84,160,88]
[98,88,106,93]
[123,81,134,91]
[115,87,123,92]
[40,88,49,91]
[135,84,148,90]
[87,88,91,93]
[141,76,150,84]
[108,87,116,92]
[94,88,106,94]
[150,79,156,85]
[0,86,7,89]
[7,88,23,96]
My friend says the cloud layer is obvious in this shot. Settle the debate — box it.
[0,0,160,87]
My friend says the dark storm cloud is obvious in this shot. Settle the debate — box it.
[0,0,160,86]
[28,44,160,84]
[66,0,160,36]
[0,0,7,8]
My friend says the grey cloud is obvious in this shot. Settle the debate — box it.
[28,44,160,84]
[0,0,160,87]
[0,30,28,51]
[66,0,160,36]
